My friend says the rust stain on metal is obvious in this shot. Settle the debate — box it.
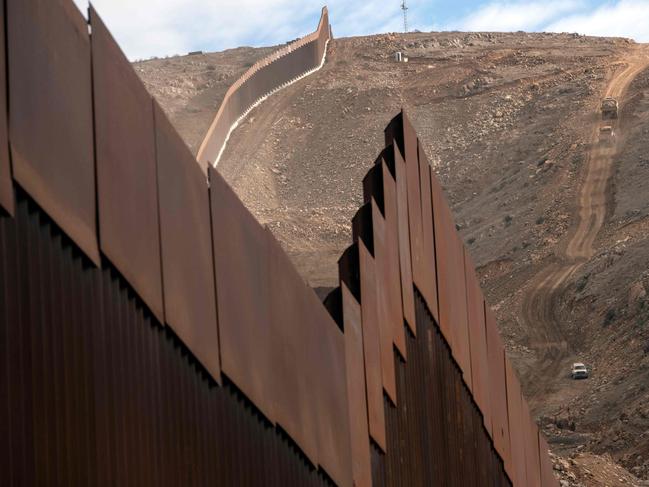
[90,6,164,322]
[8,0,99,264]
[209,168,275,423]
[341,283,372,487]
[154,102,220,382]
[380,160,407,358]
[393,143,417,335]
[358,239,387,451]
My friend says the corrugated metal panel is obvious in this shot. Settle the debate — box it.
[268,232,319,466]
[371,199,398,405]
[380,160,408,358]
[418,145,438,320]
[465,248,489,423]
[486,305,512,471]
[0,196,335,487]
[90,6,164,322]
[209,168,275,423]
[373,291,513,487]
[342,283,372,487]
[358,239,387,451]
[392,143,417,335]
[154,102,220,382]
[7,0,99,265]
[0,0,12,216]
[506,357,526,486]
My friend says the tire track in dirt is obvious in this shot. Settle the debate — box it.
[520,46,649,408]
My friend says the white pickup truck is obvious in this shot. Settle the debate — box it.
[571,363,589,380]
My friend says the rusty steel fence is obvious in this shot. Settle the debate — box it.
[0,1,559,486]
[196,7,331,170]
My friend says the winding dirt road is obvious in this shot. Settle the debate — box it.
[521,46,649,407]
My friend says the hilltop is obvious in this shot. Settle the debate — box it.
[137,32,649,486]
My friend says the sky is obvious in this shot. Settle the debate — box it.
[72,0,649,60]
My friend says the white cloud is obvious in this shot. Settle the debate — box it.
[70,0,649,61]
[72,0,428,61]
[545,0,649,41]
[450,1,584,32]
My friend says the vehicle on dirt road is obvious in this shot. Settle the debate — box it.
[571,363,589,380]
[601,97,618,119]
[599,125,616,146]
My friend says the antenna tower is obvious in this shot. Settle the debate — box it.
[401,0,408,33]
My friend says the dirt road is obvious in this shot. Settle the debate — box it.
[520,46,649,409]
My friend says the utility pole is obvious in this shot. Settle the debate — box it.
[401,0,408,33]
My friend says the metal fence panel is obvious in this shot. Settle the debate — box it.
[465,248,490,423]
[418,146,438,320]
[209,168,275,423]
[393,143,417,335]
[7,0,99,264]
[539,433,559,487]
[0,198,335,487]
[380,160,408,358]
[359,239,387,451]
[308,287,353,487]
[486,306,512,472]
[268,233,319,465]
[522,397,542,487]
[342,283,372,487]
[506,358,526,486]
[371,199,398,404]
[0,0,11,216]
[373,291,513,486]
[90,6,164,322]
[432,170,471,376]
[154,102,220,382]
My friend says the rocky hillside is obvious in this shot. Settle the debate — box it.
[137,32,649,486]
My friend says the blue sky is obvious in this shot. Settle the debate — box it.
[73,0,649,60]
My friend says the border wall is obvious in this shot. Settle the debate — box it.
[196,7,331,170]
[0,1,559,486]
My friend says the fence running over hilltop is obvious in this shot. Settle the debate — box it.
[196,7,331,170]
[0,1,558,486]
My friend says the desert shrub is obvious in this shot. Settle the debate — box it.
[576,275,589,292]
[603,308,617,327]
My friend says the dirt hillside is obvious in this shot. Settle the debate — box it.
[137,32,649,486]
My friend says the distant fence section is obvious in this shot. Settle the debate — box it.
[0,1,559,487]
[196,6,331,170]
